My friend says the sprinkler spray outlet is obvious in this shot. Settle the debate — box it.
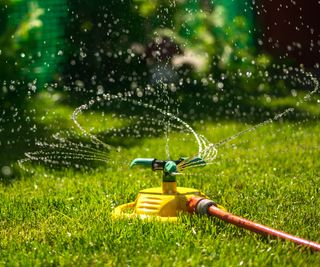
[112,156,320,251]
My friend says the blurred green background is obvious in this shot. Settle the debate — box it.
[0,0,319,172]
[0,0,290,105]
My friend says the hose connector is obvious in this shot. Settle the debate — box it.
[188,196,217,215]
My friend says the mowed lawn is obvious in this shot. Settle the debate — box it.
[0,94,320,266]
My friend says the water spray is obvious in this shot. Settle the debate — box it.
[68,73,320,251]
[112,156,320,251]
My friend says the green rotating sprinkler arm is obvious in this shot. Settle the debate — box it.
[130,157,187,182]
[130,156,207,195]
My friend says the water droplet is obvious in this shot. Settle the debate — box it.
[1,166,12,176]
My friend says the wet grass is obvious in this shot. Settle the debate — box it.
[0,93,320,266]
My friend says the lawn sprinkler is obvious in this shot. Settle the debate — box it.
[112,156,320,251]
[112,156,211,222]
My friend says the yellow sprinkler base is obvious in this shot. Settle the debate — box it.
[112,182,207,222]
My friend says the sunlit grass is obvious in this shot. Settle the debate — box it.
[0,94,319,266]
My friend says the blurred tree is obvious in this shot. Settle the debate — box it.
[0,0,43,106]
[0,0,67,106]
[0,1,43,79]
[8,0,67,86]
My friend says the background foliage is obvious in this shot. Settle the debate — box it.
[1,0,292,106]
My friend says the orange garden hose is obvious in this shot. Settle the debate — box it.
[188,197,320,251]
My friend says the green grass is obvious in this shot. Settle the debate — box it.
[0,93,320,266]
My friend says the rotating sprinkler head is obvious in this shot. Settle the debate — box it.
[130,157,205,181]
[112,156,320,251]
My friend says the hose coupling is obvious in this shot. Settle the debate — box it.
[188,196,217,215]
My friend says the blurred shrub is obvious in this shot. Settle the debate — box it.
[133,0,276,93]
[0,0,294,108]
[0,0,44,106]
[64,0,292,105]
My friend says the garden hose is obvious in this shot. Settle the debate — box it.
[188,196,320,251]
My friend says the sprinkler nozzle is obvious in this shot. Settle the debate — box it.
[130,158,155,168]
[129,158,166,171]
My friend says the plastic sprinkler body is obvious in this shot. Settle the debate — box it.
[113,157,207,221]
